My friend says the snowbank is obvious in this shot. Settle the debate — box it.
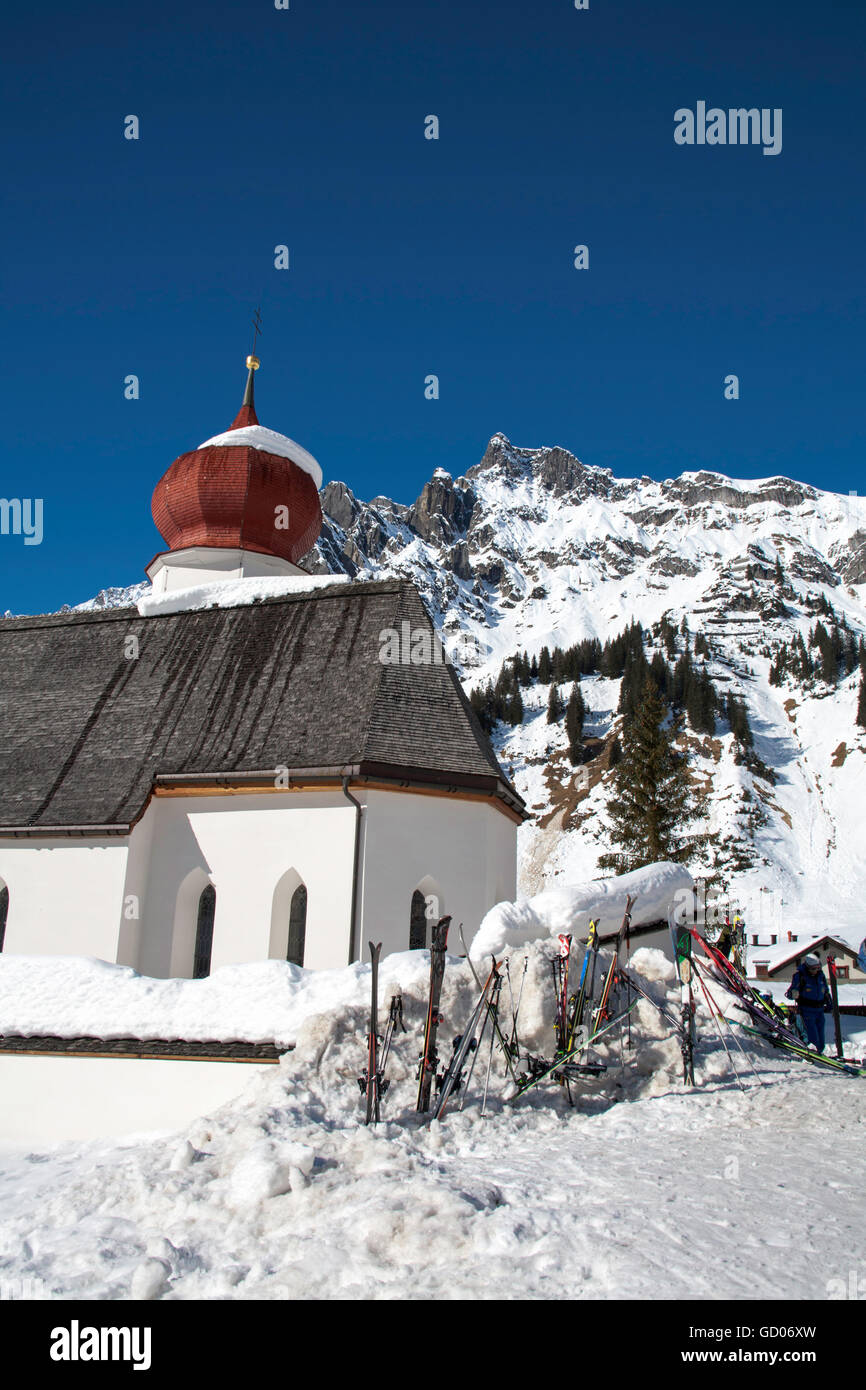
[470,862,694,960]
[0,952,430,1047]
[137,573,349,617]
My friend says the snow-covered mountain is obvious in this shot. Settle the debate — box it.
[65,433,866,938]
[302,434,866,937]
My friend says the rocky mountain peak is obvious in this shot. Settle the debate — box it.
[406,468,476,545]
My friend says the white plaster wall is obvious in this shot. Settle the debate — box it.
[0,1055,273,1144]
[0,787,518,976]
[136,790,357,977]
[147,546,299,593]
[116,807,155,968]
[356,790,517,961]
[0,839,128,960]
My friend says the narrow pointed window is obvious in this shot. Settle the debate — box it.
[0,885,8,953]
[194,885,216,979]
[288,885,307,966]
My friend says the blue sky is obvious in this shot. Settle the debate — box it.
[1,0,864,613]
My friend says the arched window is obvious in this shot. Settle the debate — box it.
[409,889,427,950]
[0,884,8,953]
[268,870,307,962]
[193,885,216,979]
[287,885,307,967]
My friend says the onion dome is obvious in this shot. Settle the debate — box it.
[151,355,323,566]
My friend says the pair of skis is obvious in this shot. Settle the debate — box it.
[416,916,451,1113]
[358,941,407,1124]
[672,923,696,1086]
[565,921,599,1056]
[432,959,502,1120]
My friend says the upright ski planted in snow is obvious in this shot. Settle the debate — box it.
[416,915,450,1113]
[378,991,406,1097]
[552,934,572,1056]
[360,941,382,1124]
[566,920,598,1053]
[673,923,696,1086]
[433,960,499,1120]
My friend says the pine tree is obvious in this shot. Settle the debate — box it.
[599,679,698,872]
[565,683,586,765]
[660,615,678,659]
[547,682,564,724]
[619,647,650,724]
[537,646,552,684]
[506,687,524,725]
[650,651,673,702]
[470,682,496,734]
[687,668,716,736]
[726,694,753,747]
[672,649,693,708]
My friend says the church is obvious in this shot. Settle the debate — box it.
[0,353,523,976]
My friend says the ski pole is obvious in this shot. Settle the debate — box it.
[459,994,492,1111]
[510,953,528,1059]
[459,925,520,1081]
[481,991,499,1117]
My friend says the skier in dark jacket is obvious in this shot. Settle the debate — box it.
[785,954,832,1053]
[716,916,733,958]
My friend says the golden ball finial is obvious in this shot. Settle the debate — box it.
[246,354,261,371]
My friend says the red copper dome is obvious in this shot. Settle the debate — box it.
[151,364,323,566]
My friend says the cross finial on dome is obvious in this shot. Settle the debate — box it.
[230,308,263,428]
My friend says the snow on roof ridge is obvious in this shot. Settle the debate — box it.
[198,423,323,490]
[137,572,349,617]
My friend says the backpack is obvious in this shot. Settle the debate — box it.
[791,966,829,1008]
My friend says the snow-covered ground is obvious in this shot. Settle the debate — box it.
[1,944,865,1301]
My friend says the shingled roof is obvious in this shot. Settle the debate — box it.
[0,580,524,831]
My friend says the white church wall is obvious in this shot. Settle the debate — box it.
[116,805,156,968]
[0,839,129,961]
[136,790,357,977]
[356,790,517,960]
[0,787,518,978]
[0,1054,273,1144]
